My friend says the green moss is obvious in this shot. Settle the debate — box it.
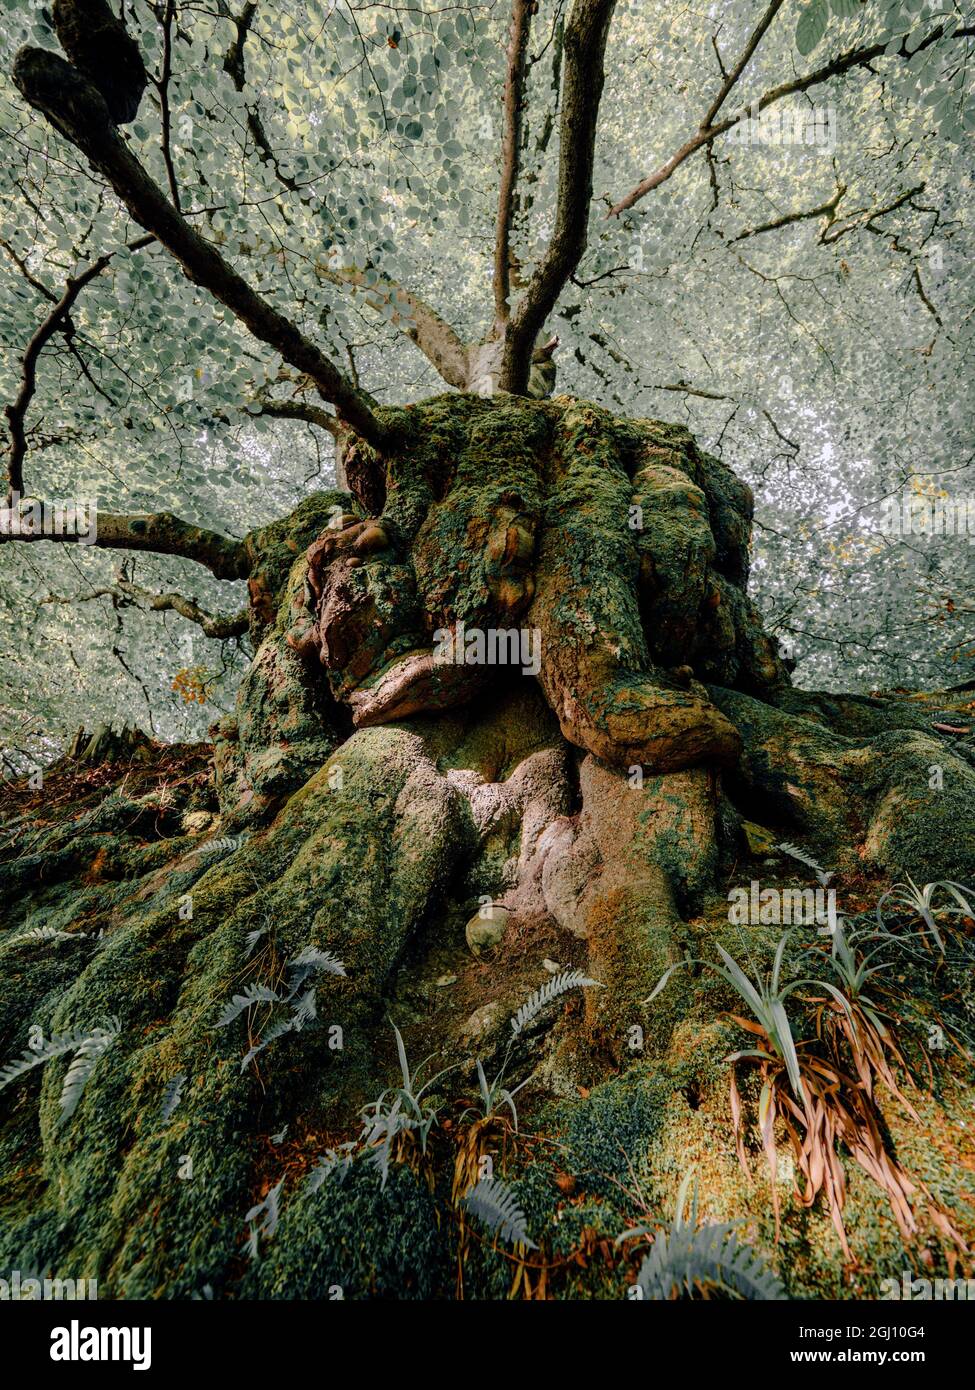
[247,1161,452,1300]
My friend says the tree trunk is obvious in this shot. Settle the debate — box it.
[2,394,973,1298]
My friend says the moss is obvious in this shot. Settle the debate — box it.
[245,1160,453,1299]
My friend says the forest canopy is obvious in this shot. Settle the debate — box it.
[0,0,973,772]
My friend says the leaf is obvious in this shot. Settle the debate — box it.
[286,946,346,978]
[240,1015,296,1072]
[161,1072,186,1122]
[829,0,859,15]
[636,1218,785,1300]
[775,841,832,886]
[58,1020,120,1125]
[214,984,281,1028]
[796,0,829,57]
[462,1177,537,1249]
[305,1145,354,1193]
[509,970,600,1037]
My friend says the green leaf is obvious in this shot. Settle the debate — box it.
[796,0,829,56]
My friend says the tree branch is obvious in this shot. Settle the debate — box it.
[494,0,534,330]
[731,182,846,241]
[317,263,472,389]
[1,507,249,580]
[609,23,974,217]
[249,397,340,436]
[41,573,249,638]
[701,0,786,129]
[12,46,396,452]
[499,0,618,394]
[114,574,250,637]
[4,235,153,502]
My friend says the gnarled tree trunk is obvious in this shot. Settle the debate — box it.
[2,395,973,1298]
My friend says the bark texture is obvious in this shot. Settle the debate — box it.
[2,396,973,1299]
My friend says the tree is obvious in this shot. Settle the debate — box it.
[0,0,973,1300]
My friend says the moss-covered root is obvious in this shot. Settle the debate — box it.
[1,722,475,1295]
[710,684,975,881]
[533,758,719,1082]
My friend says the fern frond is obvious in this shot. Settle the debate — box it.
[290,988,317,1029]
[305,1145,354,1194]
[243,1178,284,1259]
[463,1177,537,1249]
[214,984,281,1029]
[0,1026,102,1091]
[240,1015,296,1072]
[287,946,346,978]
[776,841,832,886]
[10,925,80,947]
[193,834,248,861]
[161,1073,186,1122]
[243,927,267,958]
[58,1020,120,1125]
[636,1221,784,1300]
[510,970,599,1037]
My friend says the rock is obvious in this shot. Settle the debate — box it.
[461,1001,502,1042]
[434,973,457,988]
[464,903,510,956]
[542,958,561,974]
[181,810,215,836]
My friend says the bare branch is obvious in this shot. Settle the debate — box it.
[317,263,472,389]
[114,573,249,637]
[731,183,846,241]
[609,23,974,217]
[494,0,534,329]
[250,397,340,436]
[12,46,396,451]
[40,574,249,638]
[1,508,249,580]
[499,0,618,394]
[4,235,153,503]
[701,0,786,129]
[821,182,926,243]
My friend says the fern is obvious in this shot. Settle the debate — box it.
[0,1023,113,1092]
[161,1073,186,1122]
[216,942,346,1070]
[240,1015,297,1072]
[192,834,248,861]
[635,1220,784,1300]
[776,841,832,887]
[10,925,82,948]
[463,1176,537,1249]
[243,926,267,958]
[59,1021,120,1125]
[290,988,317,1028]
[286,946,346,983]
[305,1144,355,1194]
[214,984,281,1028]
[243,1178,284,1261]
[626,1171,784,1301]
[509,970,599,1037]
